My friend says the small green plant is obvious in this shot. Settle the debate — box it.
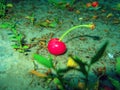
[33,54,65,90]
[0,22,12,28]
[0,0,13,17]
[25,13,35,25]
[69,41,108,89]
[0,0,6,17]
[35,18,58,28]
[0,22,29,53]
[10,25,29,53]
[32,41,108,90]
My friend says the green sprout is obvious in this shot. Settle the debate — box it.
[0,0,13,17]
[32,41,108,90]
[10,26,29,53]
[25,13,35,25]
[0,22,29,53]
[0,0,6,17]
[69,41,108,89]
[33,54,65,90]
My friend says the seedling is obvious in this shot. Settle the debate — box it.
[32,54,81,90]
[37,19,58,28]
[0,22,29,53]
[10,24,29,53]
[32,54,65,90]
[31,41,108,90]
[0,0,6,17]
[67,41,108,89]
[0,0,13,17]
[25,14,35,25]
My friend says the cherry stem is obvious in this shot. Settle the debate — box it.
[59,24,94,41]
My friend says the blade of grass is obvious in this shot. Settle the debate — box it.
[108,77,120,90]
[53,77,64,90]
[70,56,88,76]
[90,41,108,65]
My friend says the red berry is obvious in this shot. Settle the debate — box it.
[47,38,67,55]
[92,1,99,7]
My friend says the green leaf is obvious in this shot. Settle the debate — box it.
[33,54,53,68]
[11,44,20,49]
[116,57,120,74]
[49,21,57,28]
[57,67,71,74]
[23,45,29,49]
[70,56,88,76]
[16,34,23,41]
[18,49,24,53]
[11,28,17,34]
[0,22,12,28]
[48,57,54,68]
[10,37,17,41]
[108,77,120,89]
[53,77,64,90]
[11,35,17,39]
[90,41,108,65]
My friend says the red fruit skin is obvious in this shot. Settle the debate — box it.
[47,38,67,55]
[92,1,99,7]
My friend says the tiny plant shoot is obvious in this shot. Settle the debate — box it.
[0,22,29,53]
[32,41,108,90]
[10,26,29,53]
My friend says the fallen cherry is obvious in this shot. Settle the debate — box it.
[92,1,99,7]
[47,23,95,55]
[47,38,66,55]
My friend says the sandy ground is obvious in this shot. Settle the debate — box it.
[0,0,120,90]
